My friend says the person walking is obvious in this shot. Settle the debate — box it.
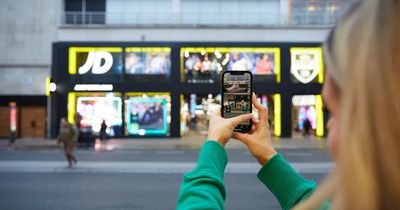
[100,119,107,141]
[57,118,78,168]
[177,0,400,209]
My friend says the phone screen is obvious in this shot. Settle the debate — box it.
[222,71,252,132]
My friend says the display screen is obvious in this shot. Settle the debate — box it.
[76,96,122,136]
[125,97,168,135]
[125,48,171,75]
[182,48,280,83]
[222,72,252,128]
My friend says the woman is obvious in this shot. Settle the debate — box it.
[177,0,400,209]
[57,118,78,168]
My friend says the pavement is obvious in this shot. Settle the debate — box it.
[0,147,332,210]
[0,134,328,150]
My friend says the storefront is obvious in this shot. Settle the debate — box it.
[0,96,47,138]
[50,42,327,138]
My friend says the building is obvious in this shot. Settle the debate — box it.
[0,0,354,139]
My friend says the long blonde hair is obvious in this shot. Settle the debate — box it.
[295,0,400,209]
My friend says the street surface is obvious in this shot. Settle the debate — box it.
[0,148,332,210]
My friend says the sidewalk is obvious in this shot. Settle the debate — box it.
[0,135,328,150]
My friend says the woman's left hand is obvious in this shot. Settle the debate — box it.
[207,107,253,146]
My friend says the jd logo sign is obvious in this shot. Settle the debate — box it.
[78,51,113,74]
[68,47,123,75]
[290,48,323,84]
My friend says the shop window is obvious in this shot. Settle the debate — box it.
[124,92,171,136]
[180,93,281,137]
[181,47,281,84]
[180,94,220,136]
[124,47,171,82]
[68,92,123,137]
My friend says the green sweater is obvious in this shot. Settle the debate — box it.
[177,141,329,210]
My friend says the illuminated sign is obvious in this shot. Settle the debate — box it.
[273,94,281,137]
[78,51,113,74]
[73,84,114,91]
[292,95,316,106]
[290,48,324,84]
[68,47,123,75]
[9,102,17,132]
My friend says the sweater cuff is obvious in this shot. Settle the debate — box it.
[194,140,228,177]
[257,154,316,209]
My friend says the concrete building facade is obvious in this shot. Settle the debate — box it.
[0,0,353,138]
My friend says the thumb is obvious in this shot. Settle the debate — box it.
[210,105,221,116]
[228,113,253,127]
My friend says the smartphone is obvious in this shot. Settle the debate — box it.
[221,71,252,133]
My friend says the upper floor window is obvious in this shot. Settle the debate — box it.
[64,0,106,24]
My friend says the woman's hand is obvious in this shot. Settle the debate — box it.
[207,107,253,146]
[233,93,277,165]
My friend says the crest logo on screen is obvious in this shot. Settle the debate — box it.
[78,51,113,74]
[291,49,321,84]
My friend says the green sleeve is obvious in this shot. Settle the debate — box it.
[258,154,329,210]
[177,140,228,210]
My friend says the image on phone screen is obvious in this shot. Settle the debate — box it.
[222,71,252,132]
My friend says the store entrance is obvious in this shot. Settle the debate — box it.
[20,107,46,138]
[291,95,324,138]
[181,93,278,137]
[0,107,10,137]
[181,94,220,137]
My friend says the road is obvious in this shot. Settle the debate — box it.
[0,148,332,210]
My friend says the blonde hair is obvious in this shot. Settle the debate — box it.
[295,0,400,209]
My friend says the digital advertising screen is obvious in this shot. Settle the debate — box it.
[125,47,171,75]
[68,47,123,78]
[290,48,324,84]
[125,93,171,136]
[71,93,123,137]
[181,48,281,83]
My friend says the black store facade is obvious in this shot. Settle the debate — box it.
[50,42,327,139]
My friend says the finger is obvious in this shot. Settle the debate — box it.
[232,132,250,144]
[210,105,221,116]
[252,93,264,112]
[252,93,269,123]
[252,118,259,126]
[228,113,253,127]
[252,112,260,123]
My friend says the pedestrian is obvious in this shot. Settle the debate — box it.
[100,119,107,141]
[303,116,311,136]
[57,118,78,168]
[177,0,400,209]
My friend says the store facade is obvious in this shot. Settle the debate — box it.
[50,42,327,138]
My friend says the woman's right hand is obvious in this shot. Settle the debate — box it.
[233,93,277,165]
